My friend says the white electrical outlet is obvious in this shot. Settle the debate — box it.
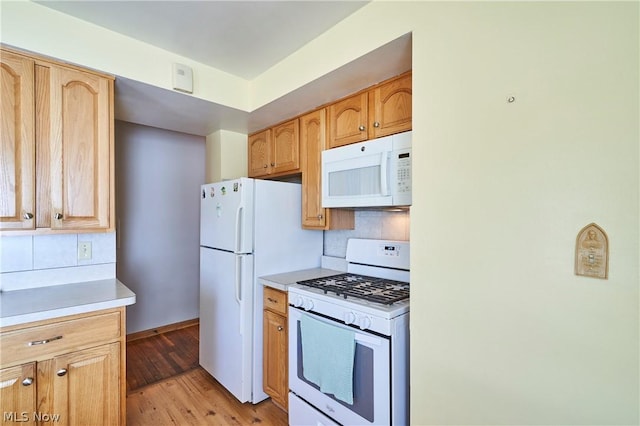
[78,241,92,260]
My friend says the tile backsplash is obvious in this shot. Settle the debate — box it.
[324,210,410,258]
[0,233,116,291]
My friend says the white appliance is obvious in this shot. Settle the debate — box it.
[288,238,410,425]
[322,131,412,208]
[199,177,323,404]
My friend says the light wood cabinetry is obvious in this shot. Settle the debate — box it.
[262,287,288,411]
[328,71,412,148]
[0,46,114,233]
[0,308,126,425]
[248,119,300,178]
[300,109,354,230]
[0,50,35,230]
[327,92,369,148]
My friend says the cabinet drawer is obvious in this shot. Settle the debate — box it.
[0,311,121,367]
[263,287,287,316]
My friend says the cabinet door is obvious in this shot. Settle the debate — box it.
[263,310,288,410]
[271,119,299,174]
[300,110,327,228]
[248,130,271,177]
[0,50,35,230]
[47,65,112,230]
[328,92,368,148]
[50,343,120,426]
[0,362,37,420]
[300,110,354,230]
[369,72,412,138]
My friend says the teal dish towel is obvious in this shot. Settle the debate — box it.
[300,314,356,404]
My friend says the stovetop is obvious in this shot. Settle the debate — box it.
[296,273,410,305]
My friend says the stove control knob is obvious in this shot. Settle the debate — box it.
[302,299,314,311]
[344,312,356,325]
[292,296,305,308]
[358,316,372,330]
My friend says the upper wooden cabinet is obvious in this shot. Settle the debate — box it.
[369,71,412,139]
[248,119,300,178]
[0,50,35,230]
[0,47,114,233]
[328,72,412,148]
[327,92,369,148]
[300,109,354,230]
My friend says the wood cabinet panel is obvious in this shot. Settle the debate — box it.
[272,119,299,174]
[248,119,300,178]
[0,50,35,230]
[47,65,112,230]
[51,343,120,426]
[263,309,288,410]
[369,72,412,138]
[263,286,287,316]
[0,362,37,418]
[248,130,271,177]
[0,308,126,426]
[1,47,114,234]
[0,310,121,367]
[300,109,354,230]
[327,93,369,148]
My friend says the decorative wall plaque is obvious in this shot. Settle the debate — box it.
[575,223,609,279]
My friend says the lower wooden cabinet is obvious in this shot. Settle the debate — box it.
[263,287,288,410]
[0,308,126,425]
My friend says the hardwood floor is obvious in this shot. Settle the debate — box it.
[126,324,287,425]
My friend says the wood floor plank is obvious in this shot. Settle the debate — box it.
[126,323,287,425]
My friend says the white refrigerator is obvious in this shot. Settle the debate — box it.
[199,177,323,404]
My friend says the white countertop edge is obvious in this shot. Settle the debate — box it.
[0,279,136,328]
[0,296,136,328]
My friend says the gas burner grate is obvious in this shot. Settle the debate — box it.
[297,273,410,305]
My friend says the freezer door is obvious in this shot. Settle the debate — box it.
[200,178,254,253]
[199,247,254,403]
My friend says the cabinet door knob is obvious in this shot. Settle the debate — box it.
[22,377,34,386]
[54,213,63,220]
[358,125,366,131]
[277,326,284,332]
[56,369,68,377]
[317,214,323,220]
[270,162,275,167]
[23,212,34,220]
[263,164,268,168]
[373,121,380,128]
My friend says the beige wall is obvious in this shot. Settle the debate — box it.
[410,2,638,424]
[2,1,638,423]
[205,130,248,183]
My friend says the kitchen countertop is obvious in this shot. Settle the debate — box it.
[0,279,136,328]
[259,268,343,292]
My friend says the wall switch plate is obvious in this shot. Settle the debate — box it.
[78,241,92,260]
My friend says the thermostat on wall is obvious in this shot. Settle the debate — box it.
[172,63,193,94]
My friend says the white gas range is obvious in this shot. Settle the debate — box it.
[288,238,410,426]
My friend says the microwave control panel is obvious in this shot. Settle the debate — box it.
[396,150,411,193]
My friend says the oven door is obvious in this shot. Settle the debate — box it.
[289,307,391,426]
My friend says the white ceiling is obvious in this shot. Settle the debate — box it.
[35,1,369,79]
[35,1,411,136]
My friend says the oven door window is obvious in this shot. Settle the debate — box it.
[289,310,391,426]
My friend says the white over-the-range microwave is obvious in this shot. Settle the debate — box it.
[321,131,411,208]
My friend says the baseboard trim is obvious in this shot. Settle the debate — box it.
[126,318,199,342]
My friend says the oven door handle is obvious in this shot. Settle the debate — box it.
[296,310,386,347]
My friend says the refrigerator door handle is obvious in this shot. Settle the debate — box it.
[235,256,243,335]
[235,205,244,253]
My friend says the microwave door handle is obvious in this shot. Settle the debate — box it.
[380,152,389,195]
